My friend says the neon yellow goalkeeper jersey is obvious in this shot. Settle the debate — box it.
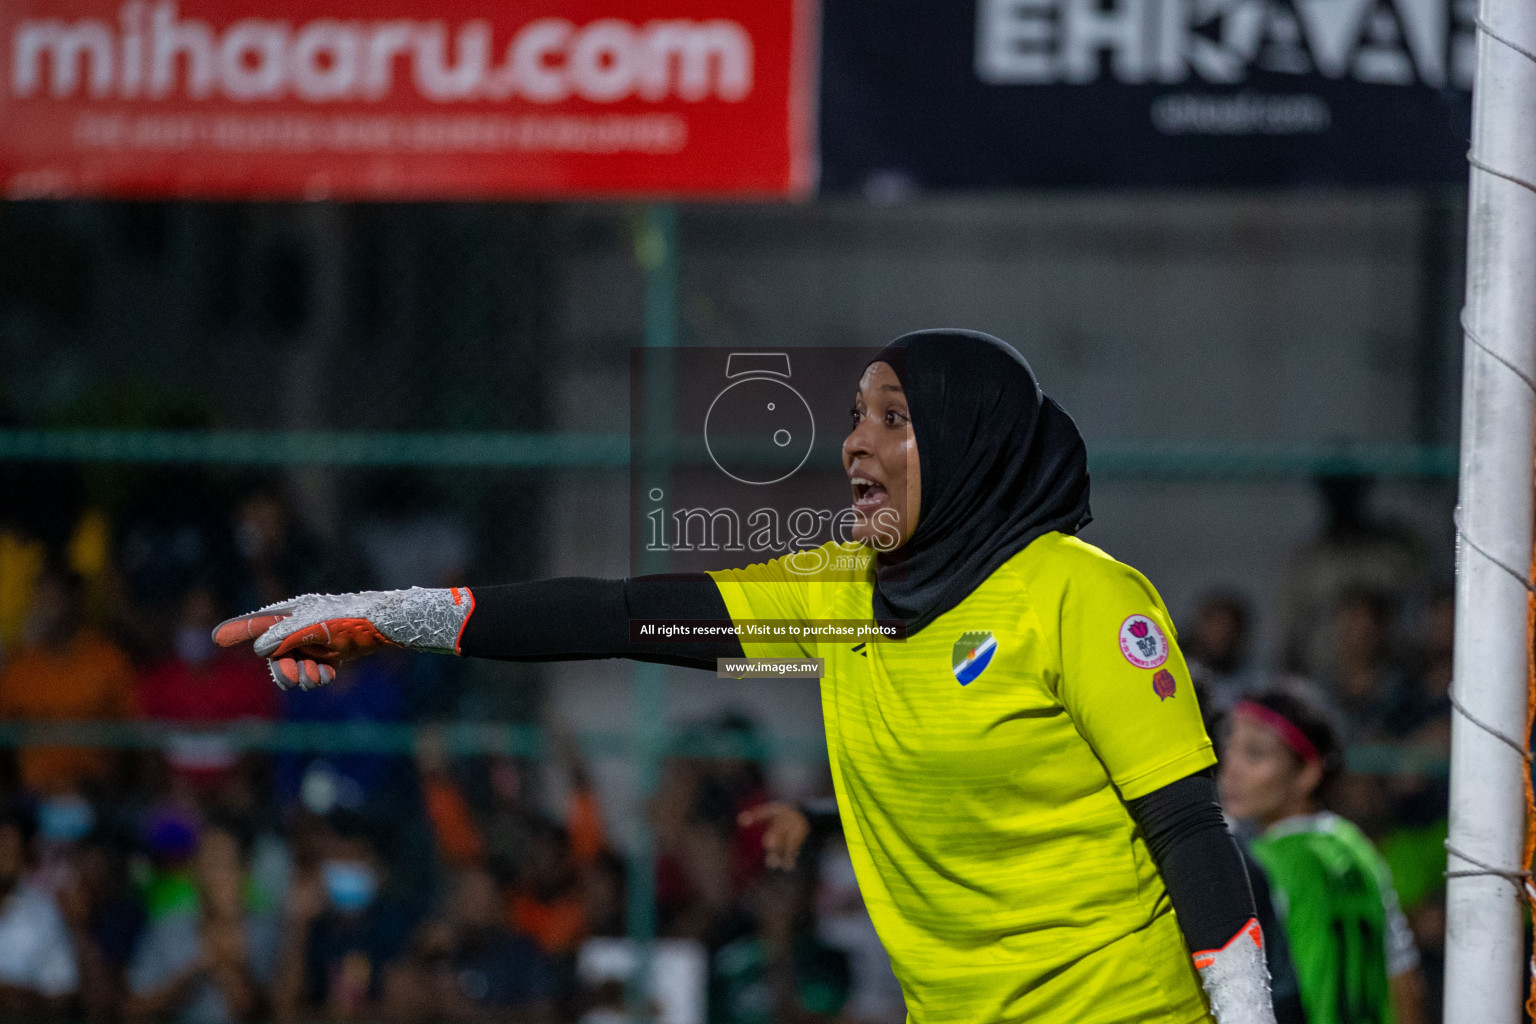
[709,532,1216,1024]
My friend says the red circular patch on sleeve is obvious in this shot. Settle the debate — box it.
[1118,614,1170,669]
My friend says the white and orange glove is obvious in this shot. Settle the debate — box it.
[1194,918,1275,1024]
[212,586,475,690]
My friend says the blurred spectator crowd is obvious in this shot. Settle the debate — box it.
[0,472,899,1024]
[0,468,1455,1022]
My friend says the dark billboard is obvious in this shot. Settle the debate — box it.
[820,0,1473,189]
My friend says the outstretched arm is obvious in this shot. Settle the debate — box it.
[213,575,744,689]
[462,574,743,667]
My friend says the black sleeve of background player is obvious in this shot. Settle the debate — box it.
[458,573,744,670]
[1125,769,1258,956]
[799,796,842,835]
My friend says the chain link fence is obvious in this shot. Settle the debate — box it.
[0,195,1466,1022]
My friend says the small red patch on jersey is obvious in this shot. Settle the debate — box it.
[1152,669,1177,701]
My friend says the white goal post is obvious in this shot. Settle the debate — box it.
[1442,0,1536,1020]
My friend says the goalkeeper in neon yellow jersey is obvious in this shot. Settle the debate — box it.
[217,331,1278,1023]
[1220,688,1426,1024]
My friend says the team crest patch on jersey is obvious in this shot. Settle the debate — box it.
[1152,669,1177,700]
[952,631,997,685]
[1118,615,1169,669]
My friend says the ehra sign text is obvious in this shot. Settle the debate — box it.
[976,0,1473,89]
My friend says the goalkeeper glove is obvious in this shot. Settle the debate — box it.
[1194,918,1277,1024]
[212,587,475,690]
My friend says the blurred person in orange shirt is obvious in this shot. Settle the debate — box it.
[0,565,137,796]
[414,725,607,957]
[505,817,591,957]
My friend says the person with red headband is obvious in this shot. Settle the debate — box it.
[1219,688,1426,1024]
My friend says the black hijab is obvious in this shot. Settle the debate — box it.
[868,330,1092,634]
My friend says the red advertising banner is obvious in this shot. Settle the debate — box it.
[0,0,816,199]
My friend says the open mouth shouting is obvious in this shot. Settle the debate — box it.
[842,359,918,550]
[851,473,889,512]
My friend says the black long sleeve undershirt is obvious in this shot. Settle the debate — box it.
[459,573,743,669]
[1125,770,1258,955]
[462,577,1260,966]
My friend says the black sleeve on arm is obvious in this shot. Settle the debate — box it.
[1125,769,1258,956]
[799,796,842,835]
[458,573,745,670]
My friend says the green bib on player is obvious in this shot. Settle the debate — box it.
[711,532,1217,1024]
[1251,812,1417,1024]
